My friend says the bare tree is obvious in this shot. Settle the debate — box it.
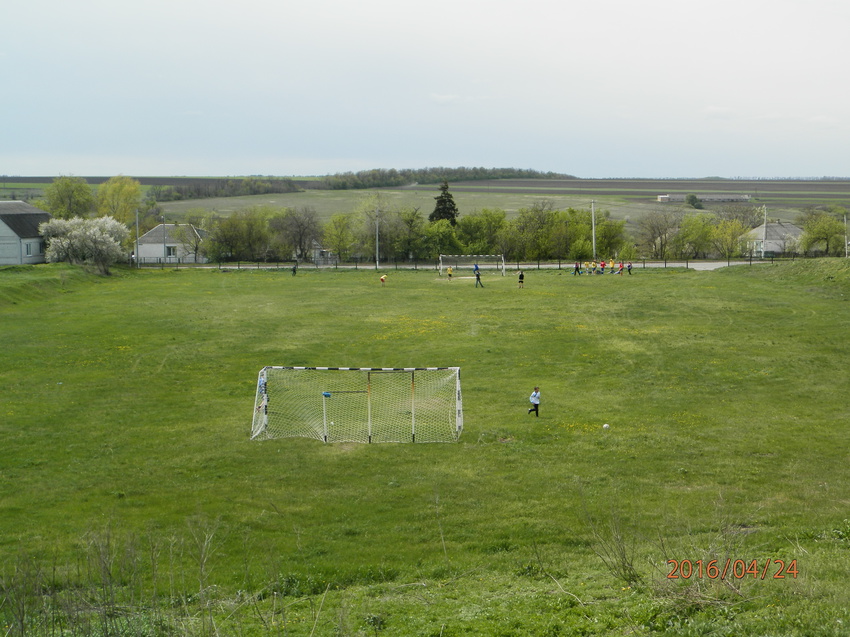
[206,215,243,261]
[715,203,762,229]
[269,207,321,261]
[636,208,682,259]
[394,206,428,260]
[353,193,390,263]
[170,224,205,262]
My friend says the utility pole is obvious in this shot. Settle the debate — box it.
[375,205,380,269]
[135,208,140,268]
[761,205,768,258]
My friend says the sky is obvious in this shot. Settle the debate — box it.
[4,0,850,179]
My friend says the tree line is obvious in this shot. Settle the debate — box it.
[635,202,848,259]
[148,177,299,201]
[315,167,575,190]
[196,197,847,265]
[33,177,849,274]
[192,196,633,264]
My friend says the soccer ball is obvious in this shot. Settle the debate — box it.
[603,423,610,430]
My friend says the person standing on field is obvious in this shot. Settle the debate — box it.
[518,270,524,288]
[447,266,453,281]
[475,268,484,287]
[528,386,540,416]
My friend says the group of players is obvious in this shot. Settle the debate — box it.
[573,260,632,275]
[426,260,635,287]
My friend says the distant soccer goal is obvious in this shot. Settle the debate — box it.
[439,254,506,276]
[251,367,463,443]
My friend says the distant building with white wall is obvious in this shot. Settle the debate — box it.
[657,194,751,203]
[0,201,51,265]
[742,221,803,257]
[136,223,208,264]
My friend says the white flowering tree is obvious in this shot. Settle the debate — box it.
[39,217,129,274]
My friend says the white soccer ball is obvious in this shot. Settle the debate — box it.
[603,423,610,430]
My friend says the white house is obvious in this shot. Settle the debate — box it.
[0,201,51,266]
[136,223,208,264]
[743,221,803,257]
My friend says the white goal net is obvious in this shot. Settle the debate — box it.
[251,367,463,443]
[439,254,506,276]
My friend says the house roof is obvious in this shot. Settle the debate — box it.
[138,223,207,244]
[744,221,803,241]
[0,201,52,238]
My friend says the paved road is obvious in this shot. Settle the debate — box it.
[505,260,761,272]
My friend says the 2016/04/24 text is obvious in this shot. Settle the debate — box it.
[667,559,798,580]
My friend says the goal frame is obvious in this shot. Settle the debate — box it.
[251,366,463,443]
[439,254,506,276]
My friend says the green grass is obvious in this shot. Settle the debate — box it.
[156,185,819,225]
[8,176,849,223]
[2,261,850,635]
[156,187,592,221]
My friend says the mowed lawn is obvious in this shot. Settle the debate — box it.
[2,261,850,636]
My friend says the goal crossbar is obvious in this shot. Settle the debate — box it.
[251,366,463,443]
[439,254,505,276]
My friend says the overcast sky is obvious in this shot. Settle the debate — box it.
[4,0,849,178]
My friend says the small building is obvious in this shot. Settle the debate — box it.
[136,223,208,264]
[0,201,51,266]
[742,221,803,257]
[311,239,334,265]
[657,194,751,203]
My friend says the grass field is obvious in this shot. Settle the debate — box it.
[157,179,850,223]
[2,261,850,636]
[6,176,850,224]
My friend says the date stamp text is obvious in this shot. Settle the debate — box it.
[667,558,798,580]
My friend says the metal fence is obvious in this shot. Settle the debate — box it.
[128,256,797,272]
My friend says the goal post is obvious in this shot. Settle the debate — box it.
[251,367,463,443]
[439,254,506,276]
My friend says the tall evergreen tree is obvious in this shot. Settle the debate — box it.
[430,180,458,225]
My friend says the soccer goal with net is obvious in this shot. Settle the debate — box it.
[439,254,506,276]
[251,367,463,443]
